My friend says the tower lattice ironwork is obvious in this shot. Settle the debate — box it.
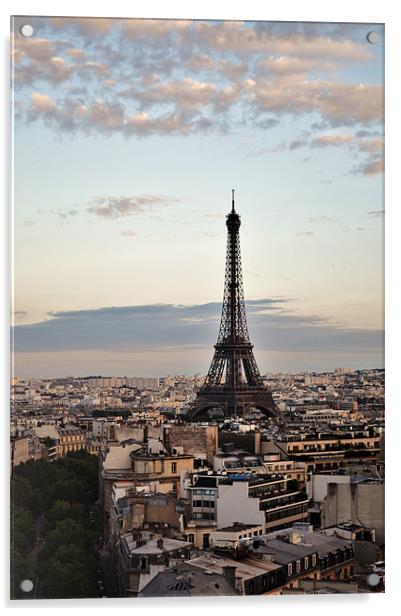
[186,191,277,421]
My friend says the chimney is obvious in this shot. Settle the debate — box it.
[157,538,164,550]
[222,565,237,589]
[289,531,301,545]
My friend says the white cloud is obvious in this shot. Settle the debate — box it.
[245,79,383,126]
[87,194,180,219]
[13,19,383,138]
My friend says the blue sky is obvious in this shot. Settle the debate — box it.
[11,17,384,377]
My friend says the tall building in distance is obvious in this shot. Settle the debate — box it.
[186,191,277,421]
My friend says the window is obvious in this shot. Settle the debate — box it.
[296,560,301,573]
[312,554,317,567]
[288,564,293,576]
[249,581,255,594]
[171,462,177,473]
[140,556,148,570]
[304,557,309,569]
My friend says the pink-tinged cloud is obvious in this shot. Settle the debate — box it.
[87,194,180,219]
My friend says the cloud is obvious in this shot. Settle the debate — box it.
[121,230,137,237]
[258,56,336,77]
[296,231,314,237]
[29,92,56,113]
[26,92,229,137]
[288,136,310,150]
[181,22,373,62]
[368,210,385,217]
[27,93,126,134]
[124,109,223,137]
[273,130,384,176]
[87,194,180,219]
[13,310,27,318]
[308,215,336,223]
[311,134,353,147]
[13,19,383,138]
[75,61,111,79]
[12,300,383,366]
[41,17,115,36]
[123,78,240,113]
[245,79,383,126]
[351,157,384,176]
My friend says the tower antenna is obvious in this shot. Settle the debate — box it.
[232,189,235,213]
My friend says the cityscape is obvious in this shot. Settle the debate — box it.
[11,16,384,602]
[10,197,385,598]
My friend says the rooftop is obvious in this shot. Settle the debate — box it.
[187,553,281,580]
[123,532,192,555]
[139,564,237,597]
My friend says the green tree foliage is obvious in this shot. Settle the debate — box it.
[10,547,30,599]
[43,519,94,558]
[47,500,85,527]
[10,451,100,599]
[40,558,97,598]
[11,507,35,553]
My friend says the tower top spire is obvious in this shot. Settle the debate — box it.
[232,188,235,213]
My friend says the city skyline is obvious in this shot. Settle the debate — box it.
[12,17,384,377]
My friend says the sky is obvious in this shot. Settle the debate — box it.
[11,16,384,377]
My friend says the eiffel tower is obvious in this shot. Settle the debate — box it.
[185,191,278,421]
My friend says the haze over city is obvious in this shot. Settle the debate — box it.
[12,17,384,377]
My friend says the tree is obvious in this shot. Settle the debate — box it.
[47,500,85,527]
[10,451,100,599]
[11,507,35,553]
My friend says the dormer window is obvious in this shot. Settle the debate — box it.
[139,556,148,570]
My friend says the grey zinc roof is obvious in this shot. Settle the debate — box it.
[257,531,351,563]
[187,553,281,580]
[123,533,191,555]
[140,566,237,597]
